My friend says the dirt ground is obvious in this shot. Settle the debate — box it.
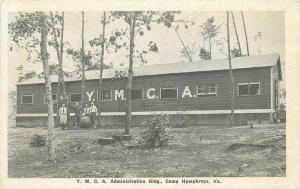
[8,123,286,177]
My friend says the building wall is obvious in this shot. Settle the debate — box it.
[17,67,272,114]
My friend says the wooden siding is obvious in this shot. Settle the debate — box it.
[17,67,271,114]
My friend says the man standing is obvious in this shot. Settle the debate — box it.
[89,101,98,128]
[70,102,81,127]
[59,103,68,130]
[83,103,90,117]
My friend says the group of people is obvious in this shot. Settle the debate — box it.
[58,101,98,130]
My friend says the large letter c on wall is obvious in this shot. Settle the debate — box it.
[147,88,156,99]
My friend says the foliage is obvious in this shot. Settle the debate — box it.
[10,12,66,81]
[88,26,115,71]
[139,114,174,148]
[9,12,63,53]
[200,16,221,59]
[231,48,244,58]
[86,62,113,71]
[199,48,211,60]
[18,71,37,82]
[9,12,48,46]
[66,48,92,75]
[200,16,220,40]
[30,134,46,147]
[109,11,182,64]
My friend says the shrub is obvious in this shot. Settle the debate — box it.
[30,134,46,147]
[139,114,174,148]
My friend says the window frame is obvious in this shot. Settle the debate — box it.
[238,82,261,96]
[70,93,82,103]
[160,87,178,99]
[44,94,57,104]
[21,95,33,104]
[196,83,217,97]
[101,89,112,101]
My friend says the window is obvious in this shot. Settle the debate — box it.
[44,94,57,104]
[197,84,217,97]
[101,90,112,101]
[70,93,81,103]
[238,82,260,96]
[131,89,143,100]
[21,95,33,104]
[160,87,178,99]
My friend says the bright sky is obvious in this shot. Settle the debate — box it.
[8,11,285,90]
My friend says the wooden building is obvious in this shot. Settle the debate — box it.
[16,54,282,126]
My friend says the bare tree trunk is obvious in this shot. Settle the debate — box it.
[59,12,70,127]
[81,12,86,106]
[208,37,212,59]
[98,11,106,127]
[173,27,192,62]
[227,11,235,127]
[231,11,242,56]
[56,73,61,127]
[40,13,56,161]
[50,12,64,127]
[241,11,249,56]
[60,12,67,98]
[125,13,136,135]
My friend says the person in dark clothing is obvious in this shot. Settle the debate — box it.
[70,102,82,127]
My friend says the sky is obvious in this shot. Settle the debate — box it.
[8,11,285,90]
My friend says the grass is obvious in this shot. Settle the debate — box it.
[8,123,286,177]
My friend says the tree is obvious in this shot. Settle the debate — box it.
[97,12,106,127]
[9,12,56,160]
[230,11,242,56]
[50,11,68,126]
[241,11,250,56]
[89,11,109,127]
[81,12,86,106]
[110,11,180,135]
[174,26,192,62]
[199,48,210,61]
[226,11,235,126]
[231,47,242,58]
[200,16,220,60]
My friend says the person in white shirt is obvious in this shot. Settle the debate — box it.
[89,102,98,128]
[59,103,68,130]
[82,103,90,117]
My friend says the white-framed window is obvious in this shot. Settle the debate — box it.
[197,84,217,97]
[131,89,143,100]
[101,90,112,101]
[70,93,81,103]
[21,95,33,104]
[44,94,57,104]
[238,82,260,96]
[160,87,178,99]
